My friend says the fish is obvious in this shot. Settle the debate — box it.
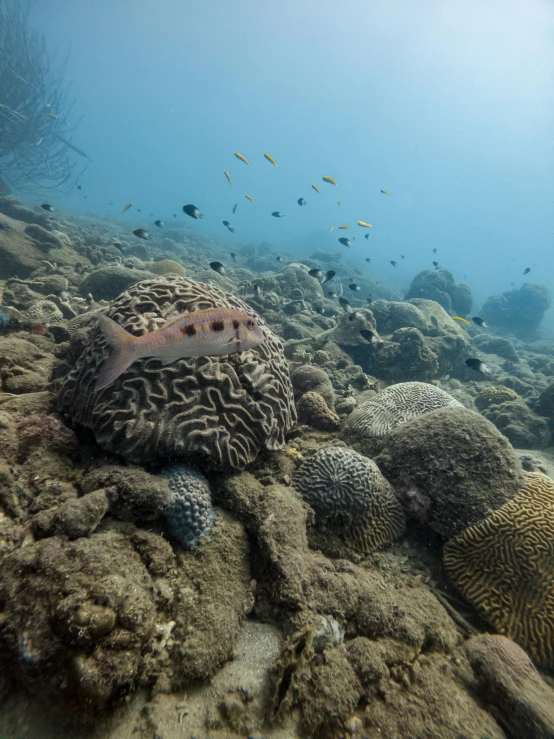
[327,291,337,298]
[122,202,133,212]
[364,233,370,240]
[243,194,254,203]
[472,316,487,327]
[452,316,470,325]
[77,185,82,190]
[466,358,490,374]
[322,270,335,284]
[308,269,322,279]
[40,204,55,212]
[183,204,202,219]
[253,283,262,296]
[297,198,306,206]
[173,214,178,218]
[348,283,360,291]
[133,228,149,240]
[232,203,238,213]
[47,112,58,119]
[338,237,353,247]
[401,255,405,259]
[271,211,284,217]
[94,309,265,391]
[433,248,437,254]
[330,226,335,232]
[338,297,352,313]
[357,221,372,228]
[364,258,371,263]
[222,221,235,233]
[360,329,380,344]
[264,153,278,167]
[210,261,225,274]
[154,220,164,227]
[338,225,351,229]
[276,256,283,262]
[337,201,340,206]
[432,261,439,268]
[137,209,142,213]
[311,184,320,193]
[36,137,43,146]
[234,151,250,165]
[380,189,390,195]
[0,307,49,337]
[224,169,232,185]
[230,253,237,260]
[390,261,397,267]
[366,296,373,304]
[523,267,531,275]
[322,176,337,186]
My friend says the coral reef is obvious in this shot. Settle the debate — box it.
[374,406,525,539]
[475,386,520,411]
[481,400,550,448]
[79,265,157,301]
[57,276,296,469]
[481,282,551,333]
[404,269,473,315]
[291,364,335,408]
[444,472,554,668]
[293,446,405,553]
[296,391,341,431]
[344,381,463,438]
[159,464,214,548]
[473,334,519,361]
[146,259,186,276]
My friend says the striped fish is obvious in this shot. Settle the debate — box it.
[94,308,264,391]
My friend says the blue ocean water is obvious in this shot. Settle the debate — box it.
[26,0,554,312]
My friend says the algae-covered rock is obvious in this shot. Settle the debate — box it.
[79,265,157,301]
[374,406,525,539]
[405,269,473,315]
[481,283,551,332]
[482,400,550,449]
[146,259,186,276]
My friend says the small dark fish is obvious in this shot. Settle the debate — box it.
[40,203,54,212]
[360,329,379,345]
[154,220,164,227]
[364,233,370,240]
[222,221,235,232]
[133,228,149,240]
[113,241,123,249]
[276,256,283,262]
[297,198,306,206]
[173,214,178,218]
[523,267,531,275]
[433,261,439,268]
[253,283,262,296]
[433,248,437,254]
[322,270,335,284]
[183,204,203,219]
[77,185,82,190]
[149,213,153,217]
[401,255,405,259]
[472,316,487,327]
[366,296,373,304]
[327,291,337,298]
[466,358,490,374]
[338,297,351,312]
[348,311,363,321]
[230,253,237,260]
[308,268,322,279]
[365,258,371,263]
[271,211,284,218]
[210,261,225,274]
[137,208,142,213]
[390,261,397,267]
[232,203,238,214]
[348,283,360,291]
[338,237,353,247]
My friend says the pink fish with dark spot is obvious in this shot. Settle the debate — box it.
[94,308,265,391]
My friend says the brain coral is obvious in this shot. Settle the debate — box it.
[160,465,214,547]
[475,387,520,411]
[344,382,463,438]
[444,472,554,668]
[293,447,405,553]
[56,276,296,469]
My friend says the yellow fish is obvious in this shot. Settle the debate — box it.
[224,169,232,185]
[47,112,58,119]
[234,152,250,165]
[330,225,335,232]
[264,153,278,167]
[452,316,470,325]
[357,220,372,228]
[338,225,351,229]
[121,202,133,213]
[380,189,391,195]
[311,184,320,193]
[245,194,254,202]
[322,176,337,186]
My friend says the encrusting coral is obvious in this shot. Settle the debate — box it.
[159,464,214,548]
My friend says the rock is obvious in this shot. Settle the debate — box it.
[537,382,554,417]
[79,265,157,301]
[404,269,472,315]
[296,391,341,431]
[146,259,186,276]
[481,283,551,332]
[291,365,335,409]
[481,401,550,449]
[473,334,519,361]
[31,490,109,539]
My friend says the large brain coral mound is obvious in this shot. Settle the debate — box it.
[56,276,296,469]
[444,473,554,668]
[481,282,551,332]
[293,447,406,554]
[404,269,472,315]
[344,381,464,438]
[160,465,214,547]
[374,406,525,540]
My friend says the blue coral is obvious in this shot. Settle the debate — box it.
[159,465,214,548]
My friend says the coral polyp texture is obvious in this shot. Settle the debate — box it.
[56,276,296,469]
[293,446,406,553]
[160,465,214,548]
[344,381,463,438]
[443,472,554,668]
